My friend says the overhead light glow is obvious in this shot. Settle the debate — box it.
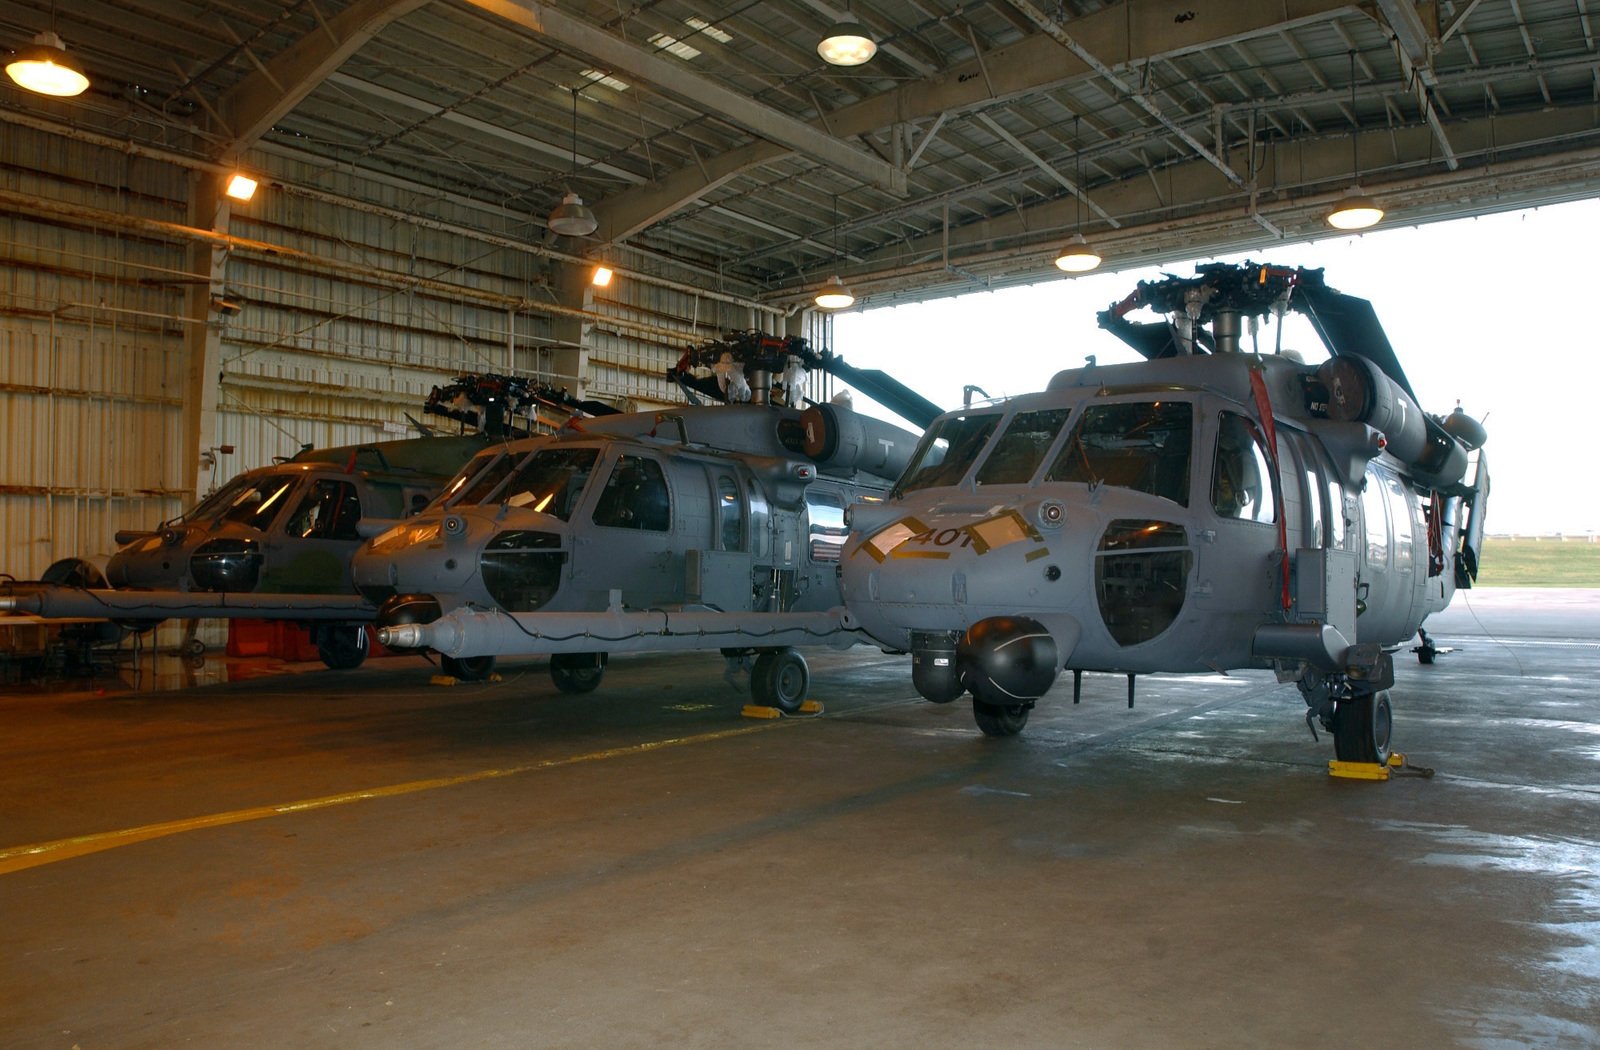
[6,31,89,97]
[1327,189,1384,230]
[224,173,258,202]
[815,275,855,310]
[592,265,614,288]
[818,16,877,66]
[1053,234,1102,273]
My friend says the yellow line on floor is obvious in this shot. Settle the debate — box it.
[0,721,787,877]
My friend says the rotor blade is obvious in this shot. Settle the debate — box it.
[821,356,943,429]
[1295,285,1417,402]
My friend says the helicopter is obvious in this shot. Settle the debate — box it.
[0,374,604,670]
[363,331,936,702]
[837,261,1489,762]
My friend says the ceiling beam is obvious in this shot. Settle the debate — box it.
[774,105,1600,304]
[459,0,908,197]
[592,0,1362,241]
[215,0,429,160]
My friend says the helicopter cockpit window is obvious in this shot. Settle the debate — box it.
[218,477,297,530]
[497,447,599,521]
[454,450,523,506]
[437,450,501,509]
[1047,401,1192,506]
[593,455,671,531]
[895,413,1001,495]
[286,480,361,540]
[1210,412,1276,523]
[975,408,1072,486]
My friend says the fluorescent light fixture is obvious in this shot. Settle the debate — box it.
[6,30,88,97]
[591,265,614,288]
[1053,234,1102,273]
[818,16,877,66]
[224,173,258,202]
[815,275,855,309]
[1326,189,1383,230]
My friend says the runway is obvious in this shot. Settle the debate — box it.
[2,588,1596,1048]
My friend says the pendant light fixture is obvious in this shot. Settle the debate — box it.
[815,275,855,309]
[1327,50,1383,231]
[548,88,598,237]
[7,29,89,97]
[818,6,876,66]
[1054,116,1102,273]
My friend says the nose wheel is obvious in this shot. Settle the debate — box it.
[750,647,810,713]
[550,652,608,694]
[441,654,496,681]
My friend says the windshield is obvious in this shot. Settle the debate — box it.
[209,475,298,530]
[453,449,526,506]
[975,407,1073,486]
[495,447,599,519]
[435,449,503,509]
[895,413,1001,495]
[1046,400,1192,506]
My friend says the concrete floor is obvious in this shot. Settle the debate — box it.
[1,587,1596,1049]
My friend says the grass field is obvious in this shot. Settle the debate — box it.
[1475,537,1600,587]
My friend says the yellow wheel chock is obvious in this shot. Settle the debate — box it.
[1327,752,1435,780]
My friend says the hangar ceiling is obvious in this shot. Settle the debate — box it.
[2,0,1598,311]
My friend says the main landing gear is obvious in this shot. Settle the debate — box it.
[1298,661,1395,767]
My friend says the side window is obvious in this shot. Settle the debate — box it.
[1361,469,1389,567]
[806,488,848,562]
[1211,412,1276,523]
[1386,475,1415,572]
[716,474,743,551]
[286,480,361,540]
[976,408,1072,486]
[593,455,671,531]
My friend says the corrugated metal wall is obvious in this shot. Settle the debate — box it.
[2,122,776,585]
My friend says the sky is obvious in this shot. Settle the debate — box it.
[833,198,1600,537]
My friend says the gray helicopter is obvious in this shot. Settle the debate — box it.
[838,262,1489,762]
[0,374,599,669]
[364,331,936,704]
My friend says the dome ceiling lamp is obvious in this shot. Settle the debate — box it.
[814,275,855,309]
[1054,116,1102,273]
[817,6,877,66]
[1327,50,1384,231]
[6,29,89,97]
[548,88,598,238]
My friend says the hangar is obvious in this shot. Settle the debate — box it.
[2,2,1598,1046]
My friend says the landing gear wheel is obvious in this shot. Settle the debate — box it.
[550,652,607,694]
[317,625,369,671]
[441,654,496,681]
[1332,689,1392,765]
[973,695,1031,737]
[750,648,809,713]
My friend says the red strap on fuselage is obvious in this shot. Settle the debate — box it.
[1247,366,1292,611]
